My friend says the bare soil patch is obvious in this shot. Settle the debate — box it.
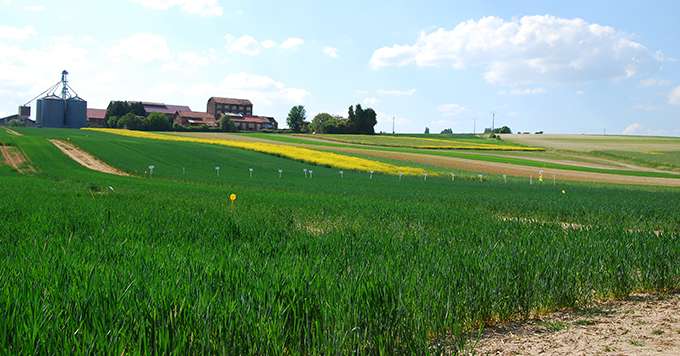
[0,144,35,173]
[50,139,130,176]
[5,128,23,136]
[469,293,680,355]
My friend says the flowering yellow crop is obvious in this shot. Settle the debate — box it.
[307,134,544,151]
[83,128,428,176]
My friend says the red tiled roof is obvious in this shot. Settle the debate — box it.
[209,97,252,106]
[176,111,215,120]
[87,108,107,120]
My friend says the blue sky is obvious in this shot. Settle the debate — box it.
[1,0,679,135]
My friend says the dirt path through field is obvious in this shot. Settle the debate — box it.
[469,293,680,355]
[5,128,23,136]
[0,144,35,173]
[50,139,130,176]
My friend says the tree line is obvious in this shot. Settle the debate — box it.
[287,104,378,134]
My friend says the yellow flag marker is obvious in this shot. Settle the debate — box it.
[228,193,237,210]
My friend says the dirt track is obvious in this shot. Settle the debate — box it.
[50,139,130,176]
[0,144,35,173]
[470,293,680,355]
[4,128,23,136]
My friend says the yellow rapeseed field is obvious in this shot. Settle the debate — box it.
[84,128,429,175]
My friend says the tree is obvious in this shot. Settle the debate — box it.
[309,113,336,133]
[424,127,430,134]
[441,128,453,134]
[362,108,377,134]
[219,114,237,132]
[287,105,306,132]
[119,112,144,130]
[144,112,171,131]
[106,115,119,128]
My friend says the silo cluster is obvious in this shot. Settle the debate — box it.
[36,95,87,128]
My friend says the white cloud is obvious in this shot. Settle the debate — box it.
[0,25,36,41]
[370,15,661,86]
[108,33,170,63]
[131,0,223,17]
[225,34,263,56]
[640,78,671,87]
[576,90,585,95]
[261,40,276,49]
[225,35,305,55]
[362,97,379,106]
[323,46,338,58]
[500,87,546,95]
[623,123,642,135]
[280,37,304,49]
[437,104,467,119]
[669,86,680,106]
[188,72,309,106]
[23,4,45,12]
[377,88,416,96]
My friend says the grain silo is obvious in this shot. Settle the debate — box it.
[27,70,88,129]
[65,96,87,128]
[37,95,65,128]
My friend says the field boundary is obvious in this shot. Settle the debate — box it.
[50,139,131,176]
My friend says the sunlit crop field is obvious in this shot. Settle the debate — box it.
[1,128,678,354]
[301,133,545,151]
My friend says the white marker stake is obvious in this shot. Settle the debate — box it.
[303,168,308,178]
[369,171,374,180]
[530,175,533,185]
[309,170,313,178]
[451,173,455,182]
[424,173,428,181]
[278,169,283,178]
[249,168,253,178]
[148,165,155,177]
[503,174,507,184]
[399,172,403,181]
[339,170,344,179]
[478,174,483,183]
[215,166,220,177]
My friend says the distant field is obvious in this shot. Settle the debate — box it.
[505,134,680,171]
[299,134,544,151]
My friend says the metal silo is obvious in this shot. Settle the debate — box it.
[65,96,87,128]
[36,95,65,128]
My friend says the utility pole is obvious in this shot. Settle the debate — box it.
[392,116,395,135]
[473,118,476,135]
[491,111,495,134]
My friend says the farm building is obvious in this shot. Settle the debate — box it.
[229,115,278,131]
[142,102,191,118]
[86,108,107,127]
[174,111,217,128]
[0,114,35,127]
[207,97,253,117]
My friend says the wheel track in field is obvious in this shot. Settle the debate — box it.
[0,144,35,173]
[50,139,130,176]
